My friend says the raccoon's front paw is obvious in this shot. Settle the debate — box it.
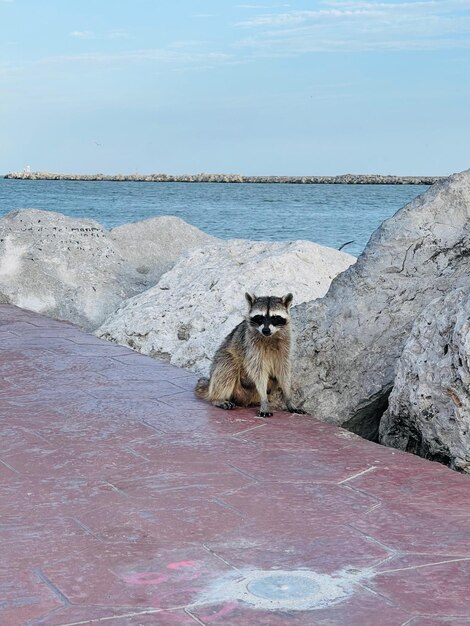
[256,410,273,418]
[217,401,236,410]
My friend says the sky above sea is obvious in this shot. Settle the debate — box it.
[1,0,470,176]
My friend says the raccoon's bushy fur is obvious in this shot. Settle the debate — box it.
[195,293,306,417]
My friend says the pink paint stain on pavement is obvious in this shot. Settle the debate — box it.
[122,562,206,610]
[167,560,198,570]
[123,572,169,586]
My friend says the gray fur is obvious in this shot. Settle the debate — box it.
[195,293,306,417]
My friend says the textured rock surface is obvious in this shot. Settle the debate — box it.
[291,169,470,439]
[97,239,355,374]
[380,288,470,471]
[0,209,143,330]
[6,171,442,185]
[110,216,218,286]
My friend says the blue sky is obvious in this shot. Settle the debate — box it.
[1,0,470,175]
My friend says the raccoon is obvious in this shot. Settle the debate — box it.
[195,292,306,417]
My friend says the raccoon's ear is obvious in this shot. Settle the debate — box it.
[245,292,256,306]
[283,293,293,308]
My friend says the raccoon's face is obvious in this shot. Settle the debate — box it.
[245,293,293,337]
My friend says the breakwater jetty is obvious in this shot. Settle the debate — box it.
[4,171,442,184]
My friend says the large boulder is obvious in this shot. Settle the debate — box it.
[380,288,470,472]
[291,168,470,439]
[110,216,218,286]
[0,209,143,330]
[96,240,355,374]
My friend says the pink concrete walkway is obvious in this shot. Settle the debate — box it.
[2,304,470,625]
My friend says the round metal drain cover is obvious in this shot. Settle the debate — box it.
[194,568,360,611]
[247,572,319,601]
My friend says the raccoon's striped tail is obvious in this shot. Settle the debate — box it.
[194,377,210,400]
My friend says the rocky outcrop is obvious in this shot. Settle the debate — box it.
[291,169,470,439]
[0,210,219,330]
[380,288,470,472]
[4,172,441,185]
[110,216,218,287]
[0,209,142,330]
[96,240,355,373]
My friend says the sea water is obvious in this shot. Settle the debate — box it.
[0,179,428,257]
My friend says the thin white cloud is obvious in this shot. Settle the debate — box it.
[238,8,385,27]
[236,3,291,8]
[235,0,470,52]
[69,29,129,40]
[107,29,129,40]
[36,48,233,67]
[169,40,207,49]
[70,30,95,39]
[324,0,470,8]
[0,61,14,77]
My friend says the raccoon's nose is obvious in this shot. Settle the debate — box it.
[262,327,271,336]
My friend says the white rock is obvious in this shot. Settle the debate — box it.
[380,288,470,471]
[96,239,355,374]
[292,168,470,438]
[110,216,218,286]
[0,209,143,330]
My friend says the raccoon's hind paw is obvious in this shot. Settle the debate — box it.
[215,400,237,410]
[256,410,273,418]
[286,402,307,414]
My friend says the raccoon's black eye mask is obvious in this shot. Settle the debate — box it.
[250,314,287,327]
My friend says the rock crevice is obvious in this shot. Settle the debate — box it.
[291,168,470,439]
